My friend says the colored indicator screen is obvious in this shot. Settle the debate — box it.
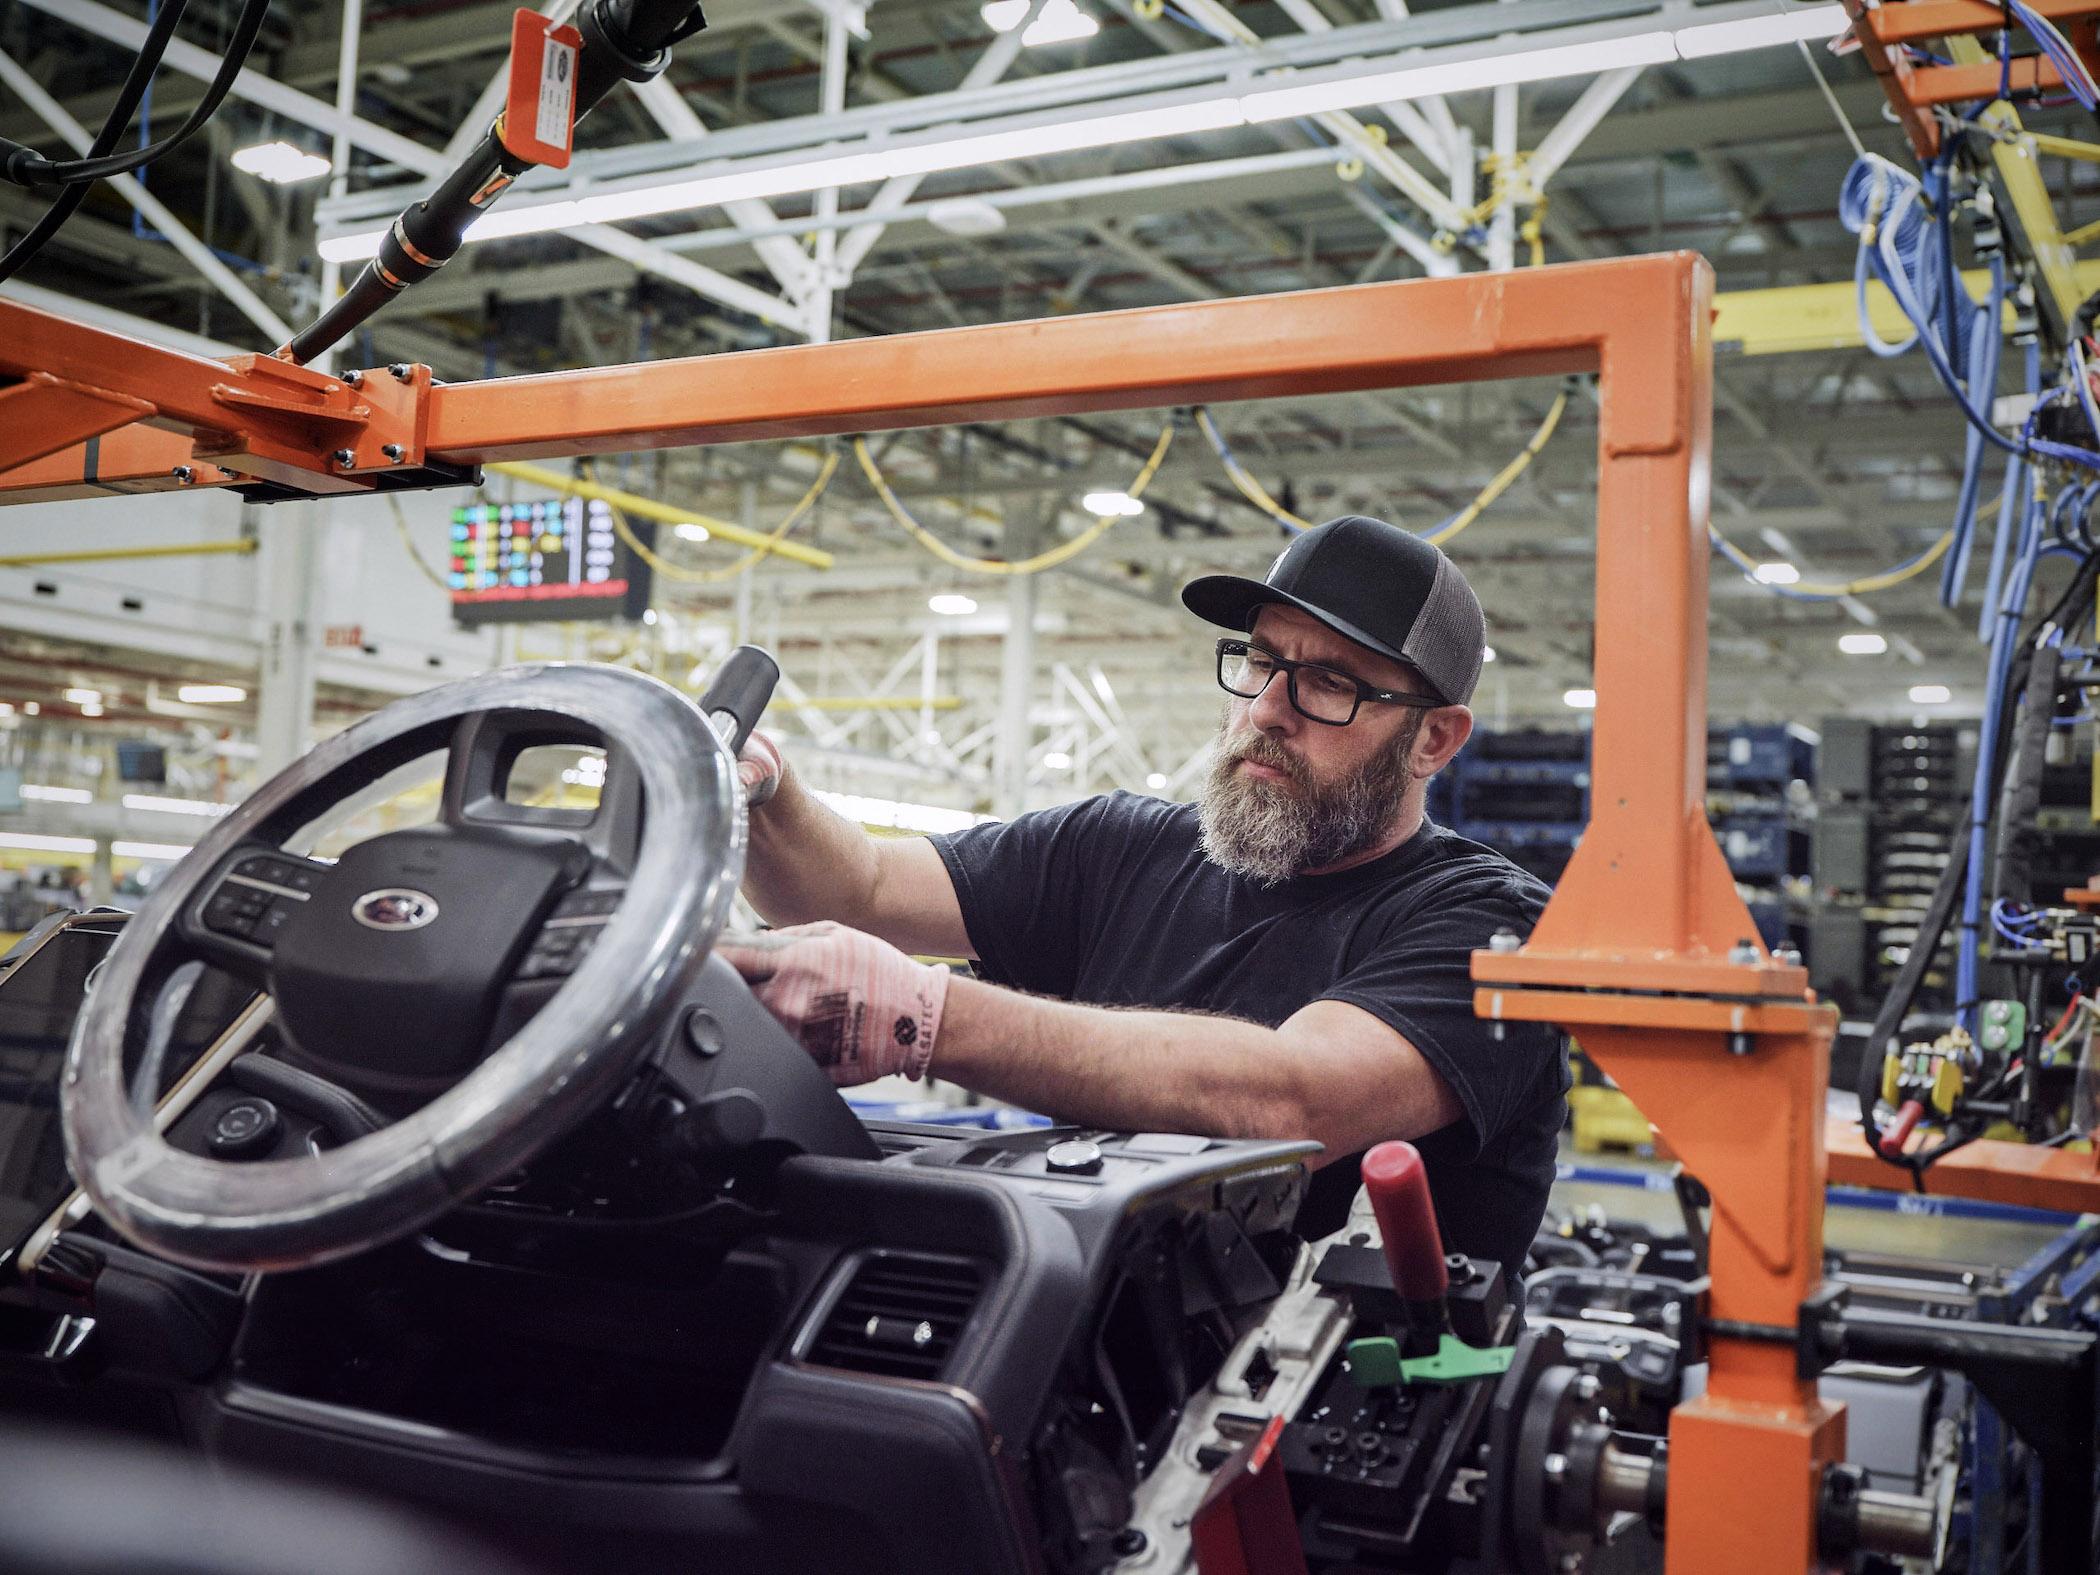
[446,498,653,625]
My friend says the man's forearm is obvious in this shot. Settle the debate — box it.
[742,768,885,928]
[935,976,1335,1151]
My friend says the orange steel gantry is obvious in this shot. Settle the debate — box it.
[5,252,1826,1574]
[1843,0,2100,158]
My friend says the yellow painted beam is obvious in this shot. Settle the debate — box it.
[489,461,833,570]
[1949,35,2084,333]
[1713,262,2100,357]
[0,540,255,567]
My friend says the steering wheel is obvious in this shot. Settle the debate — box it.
[62,658,770,1274]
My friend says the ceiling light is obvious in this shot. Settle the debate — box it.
[64,688,100,705]
[1082,490,1144,517]
[122,793,233,817]
[21,785,91,804]
[177,684,246,704]
[1674,4,1848,60]
[230,140,330,184]
[1838,632,1888,655]
[0,833,95,855]
[1145,772,1169,790]
[1240,31,1679,123]
[78,702,103,718]
[112,840,193,862]
[983,0,1099,45]
[23,702,38,716]
[675,523,710,542]
[927,197,1006,237]
[642,609,659,625]
[321,99,1249,262]
[929,593,979,616]
[1753,562,1800,585]
[1909,684,1952,705]
[1042,751,1073,769]
[1563,688,1597,710]
[1481,646,1497,664]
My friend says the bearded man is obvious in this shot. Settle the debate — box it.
[719,516,1569,1273]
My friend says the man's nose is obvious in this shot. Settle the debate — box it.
[1246,671,1300,735]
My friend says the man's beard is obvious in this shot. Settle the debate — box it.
[1197,710,1423,886]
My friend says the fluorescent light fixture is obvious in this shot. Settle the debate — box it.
[122,793,234,818]
[983,0,1099,45]
[1674,4,1848,60]
[1909,684,1952,705]
[177,683,246,704]
[1042,751,1073,769]
[231,140,330,184]
[929,593,979,616]
[674,523,710,542]
[1481,646,1497,664]
[78,702,103,718]
[0,833,94,855]
[642,609,659,626]
[1241,31,1679,123]
[812,788,991,835]
[1753,562,1800,585]
[318,14,1848,264]
[320,99,1248,262]
[1838,632,1888,655]
[21,785,91,804]
[22,702,38,716]
[63,688,100,706]
[1563,688,1597,710]
[1082,490,1144,517]
[112,840,193,862]
[1145,772,1169,790]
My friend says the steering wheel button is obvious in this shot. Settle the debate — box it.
[208,1097,281,1158]
[253,904,295,942]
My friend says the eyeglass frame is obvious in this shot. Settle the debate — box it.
[1214,637,1446,727]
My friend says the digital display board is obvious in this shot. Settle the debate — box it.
[446,498,654,625]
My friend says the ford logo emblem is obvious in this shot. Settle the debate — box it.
[352,888,440,932]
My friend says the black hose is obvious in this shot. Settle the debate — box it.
[0,0,272,190]
[282,0,710,364]
[1994,639,2061,909]
[0,0,193,285]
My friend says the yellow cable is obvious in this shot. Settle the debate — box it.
[856,423,1174,575]
[386,493,454,593]
[588,452,839,585]
[1710,522,1955,596]
[1194,408,1316,531]
[1424,388,1569,547]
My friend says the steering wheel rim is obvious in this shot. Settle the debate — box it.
[62,663,742,1273]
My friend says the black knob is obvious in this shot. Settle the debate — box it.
[209,1097,281,1159]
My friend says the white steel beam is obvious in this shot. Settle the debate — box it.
[1528,65,1646,188]
[0,50,292,345]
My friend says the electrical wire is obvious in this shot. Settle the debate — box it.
[1708,522,1955,598]
[589,451,840,584]
[0,0,192,285]
[0,0,273,189]
[1196,388,1571,546]
[856,423,1173,575]
[386,493,454,593]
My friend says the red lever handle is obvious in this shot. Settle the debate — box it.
[1362,1140,1448,1302]
[1878,1100,1926,1159]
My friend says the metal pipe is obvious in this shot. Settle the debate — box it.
[1594,1441,1654,1516]
[0,541,257,568]
[1855,1490,1937,1559]
[487,462,834,568]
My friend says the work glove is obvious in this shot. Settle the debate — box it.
[735,729,783,806]
[715,921,947,1086]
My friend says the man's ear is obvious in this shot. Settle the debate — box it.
[1412,706,1474,776]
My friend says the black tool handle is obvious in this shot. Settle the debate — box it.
[698,646,779,756]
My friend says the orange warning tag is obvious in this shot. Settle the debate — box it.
[499,9,583,169]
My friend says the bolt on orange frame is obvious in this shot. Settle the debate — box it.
[0,252,1837,1573]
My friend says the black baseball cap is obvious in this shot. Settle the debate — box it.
[1180,516,1487,707]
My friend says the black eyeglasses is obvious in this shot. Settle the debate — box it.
[1215,638,1443,726]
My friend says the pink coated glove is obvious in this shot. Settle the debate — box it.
[715,921,948,1086]
[736,729,784,806]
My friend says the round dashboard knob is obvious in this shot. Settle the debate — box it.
[1044,1138,1104,1175]
[208,1097,282,1159]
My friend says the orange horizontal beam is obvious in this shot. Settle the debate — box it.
[1903,54,2065,105]
[1826,1115,2100,1213]
[1864,0,2100,45]
[420,270,1611,465]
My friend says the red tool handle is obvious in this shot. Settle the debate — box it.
[1878,1099,1926,1159]
[1362,1140,1448,1302]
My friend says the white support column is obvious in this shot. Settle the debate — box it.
[1528,66,1645,189]
[994,575,1037,820]
[804,6,854,346]
[1488,83,1518,272]
[733,479,758,645]
[253,503,321,774]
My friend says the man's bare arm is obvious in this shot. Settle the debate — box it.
[934,981,1465,1164]
[741,761,975,959]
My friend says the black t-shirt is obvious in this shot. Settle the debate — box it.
[930,791,1569,1275]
